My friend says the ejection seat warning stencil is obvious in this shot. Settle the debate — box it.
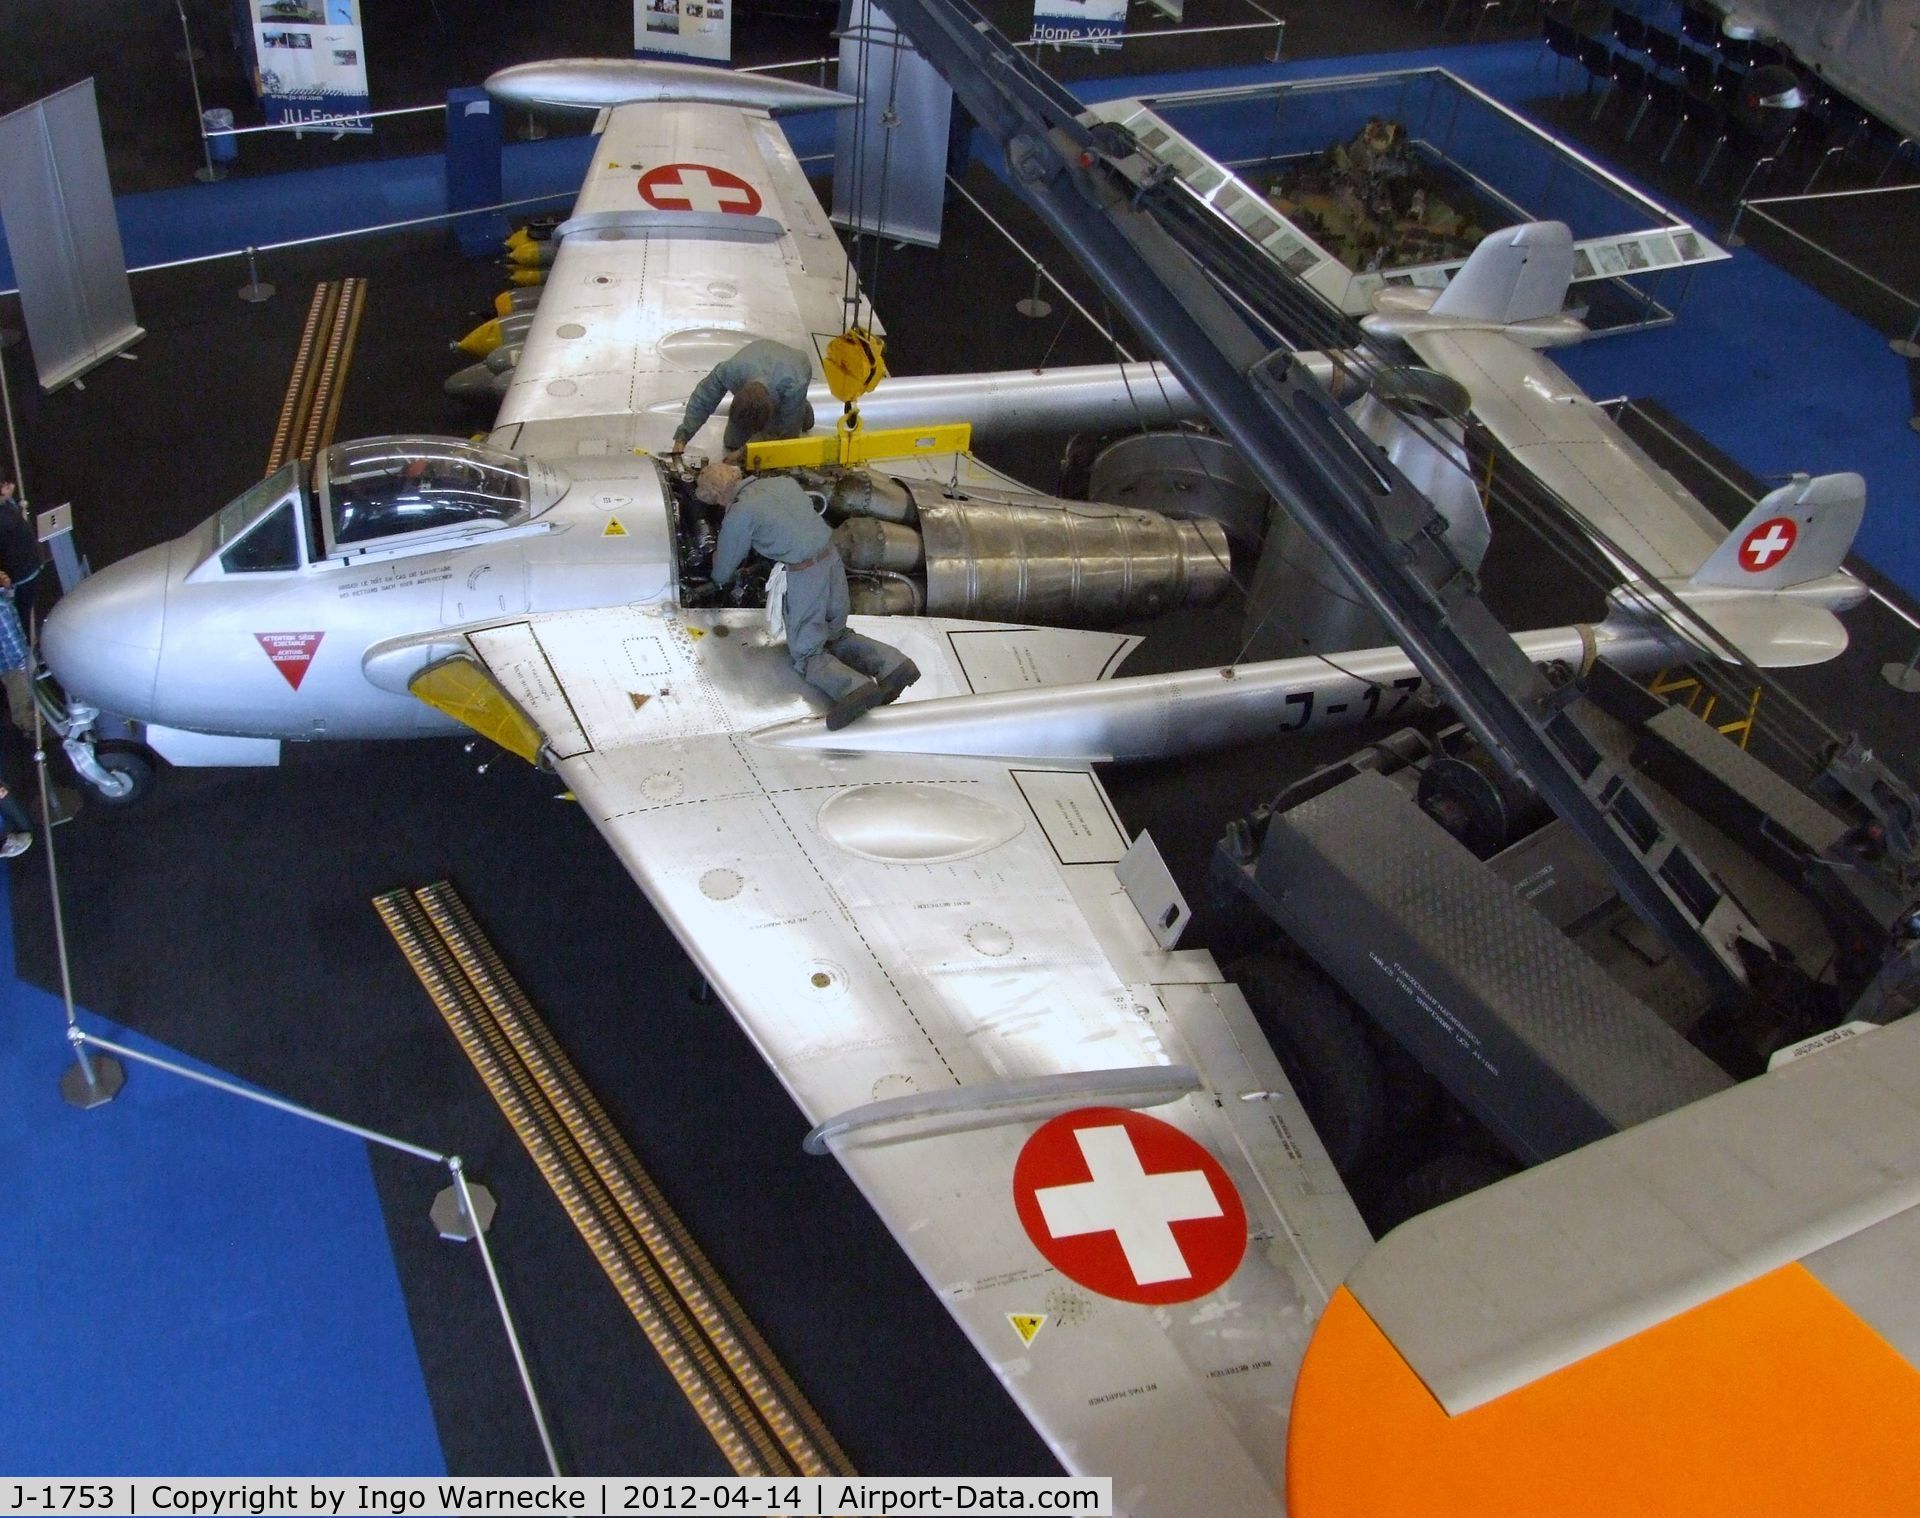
[603,517,629,538]
[1013,1107,1247,1305]
[255,631,324,690]
[1008,1313,1047,1345]
[637,163,763,216]
[1011,770,1128,866]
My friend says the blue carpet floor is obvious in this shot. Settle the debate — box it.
[0,865,444,1475]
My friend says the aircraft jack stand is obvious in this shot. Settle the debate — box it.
[60,1034,125,1111]
[432,1177,497,1242]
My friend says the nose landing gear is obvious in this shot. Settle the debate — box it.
[31,669,159,807]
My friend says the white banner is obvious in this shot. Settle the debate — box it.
[635,0,733,64]
[1031,0,1127,48]
[0,1477,1113,1516]
[251,0,371,132]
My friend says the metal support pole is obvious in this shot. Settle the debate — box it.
[450,1158,562,1476]
[1882,640,1920,692]
[178,0,223,185]
[1268,18,1286,62]
[1892,306,1920,360]
[237,247,274,304]
[1015,265,1054,318]
[38,701,119,1107]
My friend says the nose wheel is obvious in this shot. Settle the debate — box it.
[82,739,157,807]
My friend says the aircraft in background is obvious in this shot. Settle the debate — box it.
[31,52,1915,1515]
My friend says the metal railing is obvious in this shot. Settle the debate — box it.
[26,678,562,1473]
[1728,182,1920,360]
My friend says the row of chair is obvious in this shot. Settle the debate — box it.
[1544,16,1914,196]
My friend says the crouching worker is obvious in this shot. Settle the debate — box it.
[697,461,919,730]
[670,339,817,464]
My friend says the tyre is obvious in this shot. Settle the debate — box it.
[85,740,158,807]
[1231,952,1387,1177]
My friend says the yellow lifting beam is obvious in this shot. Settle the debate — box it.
[745,420,972,471]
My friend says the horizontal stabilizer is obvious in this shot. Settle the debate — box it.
[486,58,856,115]
[1611,582,1852,668]
[1430,221,1575,325]
[1691,473,1865,590]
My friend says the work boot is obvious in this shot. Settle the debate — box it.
[873,658,921,707]
[825,677,885,731]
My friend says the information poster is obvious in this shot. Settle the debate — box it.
[635,0,733,63]
[1031,0,1127,47]
[252,0,371,131]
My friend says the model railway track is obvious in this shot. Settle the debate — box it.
[266,277,366,476]
[374,881,853,1479]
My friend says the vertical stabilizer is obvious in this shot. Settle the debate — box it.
[1690,473,1865,589]
[1430,222,1575,325]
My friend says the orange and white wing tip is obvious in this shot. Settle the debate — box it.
[1289,1268,1920,1516]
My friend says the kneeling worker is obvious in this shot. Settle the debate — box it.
[697,462,918,730]
[671,338,816,463]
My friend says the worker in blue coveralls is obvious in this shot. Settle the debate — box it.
[669,339,817,464]
[696,460,918,730]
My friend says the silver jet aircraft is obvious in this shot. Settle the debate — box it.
[34,57,1900,1515]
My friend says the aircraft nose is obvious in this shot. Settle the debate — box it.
[41,543,170,720]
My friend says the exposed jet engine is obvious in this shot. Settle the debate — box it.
[674,466,1232,629]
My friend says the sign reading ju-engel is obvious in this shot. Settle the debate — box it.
[251,0,372,132]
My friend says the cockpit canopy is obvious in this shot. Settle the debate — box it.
[320,437,539,553]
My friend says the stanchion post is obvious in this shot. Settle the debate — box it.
[62,1027,125,1109]
[1015,265,1053,319]
[178,0,224,185]
[1883,639,1920,692]
[433,1154,496,1240]
[1892,307,1920,360]
[238,247,274,304]
[1268,17,1286,62]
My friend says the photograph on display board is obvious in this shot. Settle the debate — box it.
[259,0,326,21]
[646,0,681,33]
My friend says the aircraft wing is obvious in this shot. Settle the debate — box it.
[1288,1013,1920,1515]
[1399,325,1730,582]
[449,602,1373,1513]
[490,101,852,459]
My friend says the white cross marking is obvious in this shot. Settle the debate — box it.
[1744,524,1793,568]
[1034,1125,1223,1285]
[651,167,754,214]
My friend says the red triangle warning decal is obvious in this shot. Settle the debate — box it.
[255,631,325,690]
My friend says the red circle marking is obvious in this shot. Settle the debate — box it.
[637,162,763,216]
[1737,515,1798,573]
[1013,1106,1247,1305]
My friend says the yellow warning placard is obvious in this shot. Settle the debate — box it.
[603,517,628,538]
[1008,1313,1046,1346]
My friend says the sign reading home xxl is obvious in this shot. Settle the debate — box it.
[1031,0,1127,47]
[251,0,371,131]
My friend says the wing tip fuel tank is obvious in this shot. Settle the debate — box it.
[485,58,856,115]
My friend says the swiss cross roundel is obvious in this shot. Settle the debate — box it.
[1013,1106,1247,1305]
[1738,516,1798,573]
[637,162,763,217]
